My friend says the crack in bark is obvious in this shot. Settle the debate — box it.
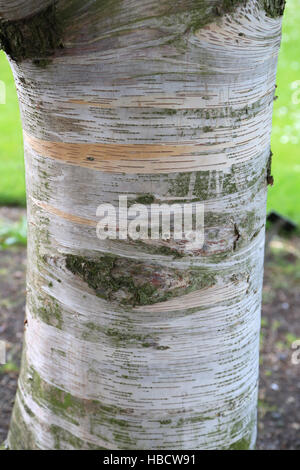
[233,223,241,251]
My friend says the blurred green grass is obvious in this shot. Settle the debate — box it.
[0,51,25,206]
[0,0,299,223]
[0,216,27,250]
[269,0,300,224]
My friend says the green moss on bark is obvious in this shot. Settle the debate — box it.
[51,424,104,450]
[8,396,38,450]
[65,254,216,307]
[227,435,252,450]
[37,300,63,329]
[0,3,63,65]
[135,242,184,259]
[129,194,156,206]
[66,254,156,306]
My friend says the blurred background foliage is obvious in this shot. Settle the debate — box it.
[0,216,27,250]
[0,0,299,224]
[0,53,24,207]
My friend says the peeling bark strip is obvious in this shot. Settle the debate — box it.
[24,132,231,173]
[4,0,283,450]
[0,2,63,64]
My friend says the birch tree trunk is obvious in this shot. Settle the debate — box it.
[1,0,284,450]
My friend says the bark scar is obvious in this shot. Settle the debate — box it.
[0,2,63,65]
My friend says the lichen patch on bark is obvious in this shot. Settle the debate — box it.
[65,254,216,307]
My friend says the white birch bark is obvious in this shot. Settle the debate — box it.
[1,0,283,450]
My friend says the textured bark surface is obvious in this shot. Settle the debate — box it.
[3,0,283,449]
[0,1,53,21]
